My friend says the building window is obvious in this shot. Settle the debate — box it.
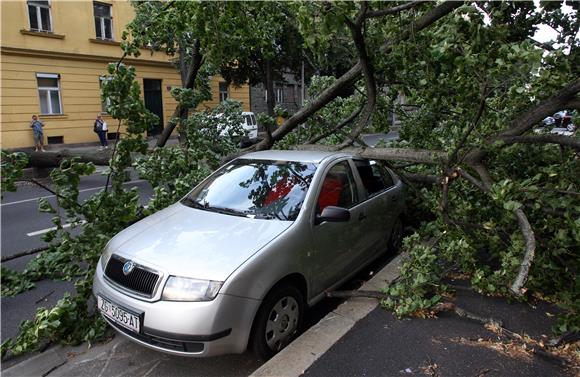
[99,76,112,113]
[36,73,62,114]
[28,0,52,32]
[219,82,229,102]
[276,87,283,103]
[94,2,113,40]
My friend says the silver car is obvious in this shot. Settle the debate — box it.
[93,150,405,359]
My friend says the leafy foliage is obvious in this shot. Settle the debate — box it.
[1,151,28,195]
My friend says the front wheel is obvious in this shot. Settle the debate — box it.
[251,285,304,360]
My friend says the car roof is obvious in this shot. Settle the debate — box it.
[241,150,350,164]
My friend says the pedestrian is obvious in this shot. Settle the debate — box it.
[94,114,108,149]
[29,114,45,152]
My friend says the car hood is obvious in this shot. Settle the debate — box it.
[107,203,292,281]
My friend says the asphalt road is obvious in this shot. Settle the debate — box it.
[1,170,154,342]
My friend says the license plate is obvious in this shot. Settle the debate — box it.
[97,295,140,333]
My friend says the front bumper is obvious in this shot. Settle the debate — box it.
[93,261,261,357]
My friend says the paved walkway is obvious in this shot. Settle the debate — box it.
[303,282,567,377]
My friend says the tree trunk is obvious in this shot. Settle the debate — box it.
[23,149,111,167]
[156,40,204,148]
[265,59,275,117]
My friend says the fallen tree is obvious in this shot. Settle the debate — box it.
[2,0,579,358]
[22,149,112,168]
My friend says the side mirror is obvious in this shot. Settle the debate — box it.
[315,206,350,225]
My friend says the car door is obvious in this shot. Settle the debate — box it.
[353,159,402,258]
[309,159,369,295]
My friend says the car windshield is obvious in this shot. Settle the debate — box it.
[182,159,317,221]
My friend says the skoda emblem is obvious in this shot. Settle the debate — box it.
[122,260,135,275]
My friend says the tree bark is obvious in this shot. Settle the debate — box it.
[295,144,447,164]
[509,208,536,296]
[497,134,580,151]
[156,39,204,148]
[23,149,111,167]
[265,59,276,117]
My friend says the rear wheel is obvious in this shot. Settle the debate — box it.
[252,285,304,360]
[387,217,404,254]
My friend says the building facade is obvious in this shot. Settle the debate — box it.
[1,0,249,149]
[250,73,303,117]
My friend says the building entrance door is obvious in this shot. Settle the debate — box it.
[143,79,164,135]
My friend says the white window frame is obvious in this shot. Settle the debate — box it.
[99,76,113,113]
[28,0,52,32]
[36,73,62,115]
[276,87,283,103]
[94,2,113,40]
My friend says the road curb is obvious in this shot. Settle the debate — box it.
[3,347,69,377]
[251,253,405,377]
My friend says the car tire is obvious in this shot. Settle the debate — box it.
[387,217,404,254]
[251,284,304,360]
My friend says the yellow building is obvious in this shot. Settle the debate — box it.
[1,0,249,149]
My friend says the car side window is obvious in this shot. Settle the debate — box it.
[316,161,358,214]
[355,159,395,197]
[379,164,395,188]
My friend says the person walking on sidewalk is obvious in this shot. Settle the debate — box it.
[29,114,46,152]
[94,114,108,149]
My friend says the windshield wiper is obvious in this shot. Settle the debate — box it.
[205,206,249,218]
[181,197,208,209]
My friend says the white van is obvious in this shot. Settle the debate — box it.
[241,112,258,144]
[217,111,258,146]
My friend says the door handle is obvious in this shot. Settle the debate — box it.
[358,213,367,221]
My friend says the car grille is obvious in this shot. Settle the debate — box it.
[104,255,159,297]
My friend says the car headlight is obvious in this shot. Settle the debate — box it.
[162,276,223,302]
[99,242,114,270]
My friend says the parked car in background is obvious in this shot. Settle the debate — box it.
[537,110,576,136]
[93,150,405,359]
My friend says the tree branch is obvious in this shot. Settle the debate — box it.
[295,144,447,164]
[509,207,536,296]
[529,37,555,52]
[461,161,537,297]
[456,167,487,193]
[497,134,580,151]
[566,97,580,111]
[365,1,428,19]
[495,78,580,138]
[340,5,377,148]
[306,104,363,144]
[449,80,489,165]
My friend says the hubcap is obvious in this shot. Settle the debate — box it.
[264,296,299,351]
